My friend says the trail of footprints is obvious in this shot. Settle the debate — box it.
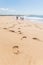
[3,27,41,41]
[2,25,43,56]
[1,23,43,65]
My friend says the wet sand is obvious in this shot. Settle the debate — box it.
[0,16,43,65]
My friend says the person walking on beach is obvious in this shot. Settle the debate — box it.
[20,16,24,20]
[16,16,18,20]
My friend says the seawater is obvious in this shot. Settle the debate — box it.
[24,15,43,23]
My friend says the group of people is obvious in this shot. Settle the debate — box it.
[16,16,24,20]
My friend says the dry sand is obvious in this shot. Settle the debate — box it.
[0,16,43,65]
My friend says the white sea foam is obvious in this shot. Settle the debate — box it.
[24,16,43,23]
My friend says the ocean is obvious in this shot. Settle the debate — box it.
[24,15,43,23]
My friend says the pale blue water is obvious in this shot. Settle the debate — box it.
[24,15,43,23]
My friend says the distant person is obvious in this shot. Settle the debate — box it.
[20,16,24,20]
[16,16,18,20]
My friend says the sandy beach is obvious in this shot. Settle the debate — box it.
[0,16,43,65]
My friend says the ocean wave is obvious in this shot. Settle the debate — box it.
[24,16,43,23]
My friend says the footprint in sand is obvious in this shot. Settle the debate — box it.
[18,27,21,29]
[18,30,22,34]
[3,28,8,30]
[21,36,27,40]
[32,37,40,41]
[9,30,15,32]
[12,45,20,55]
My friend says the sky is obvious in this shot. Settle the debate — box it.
[0,0,43,15]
